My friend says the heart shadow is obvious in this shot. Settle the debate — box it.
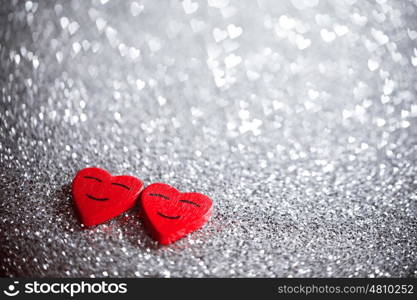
[50,183,81,232]
[114,209,161,250]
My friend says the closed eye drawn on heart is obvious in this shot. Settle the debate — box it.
[86,194,109,201]
[84,176,102,182]
[157,212,180,220]
[179,199,200,207]
[111,182,130,190]
[149,193,170,200]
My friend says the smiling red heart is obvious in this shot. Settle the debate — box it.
[72,167,144,227]
[140,183,213,245]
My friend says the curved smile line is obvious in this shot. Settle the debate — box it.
[157,212,180,220]
[86,194,109,201]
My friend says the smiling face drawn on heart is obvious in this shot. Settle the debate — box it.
[140,183,213,245]
[72,167,144,227]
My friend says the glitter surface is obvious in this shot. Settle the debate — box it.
[1,0,417,277]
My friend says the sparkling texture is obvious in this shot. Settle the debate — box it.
[1,0,417,277]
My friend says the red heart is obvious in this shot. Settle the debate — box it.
[140,183,213,245]
[72,167,144,227]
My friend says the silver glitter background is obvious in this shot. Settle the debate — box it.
[1,0,417,278]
